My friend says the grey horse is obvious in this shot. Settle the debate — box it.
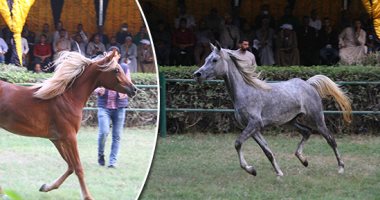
[193,43,352,176]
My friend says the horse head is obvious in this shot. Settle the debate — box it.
[193,41,228,83]
[95,50,137,98]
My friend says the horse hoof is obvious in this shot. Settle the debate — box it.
[303,160,309,167]
[338,167,344,174]
[246,166,257,176]
[39,184,48,192]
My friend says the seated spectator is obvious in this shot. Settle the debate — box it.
[339,19,368,65]
[10,34,29,67]
[171,18,196,66]
[220,13,240,49]
[194,19,213,66]
[297,16,319,66]
[71,33,87,56]
[87,34,106,58]
[93,25,109,46]
[319,17,339,65]
[256,18,275,66]
[138,39,155,73]
[33,34,52,72]
[106,36,121,50]
[115,23,132,44]
[54,29,71,54]
[153,20,171,66]
[275,24,300,66]
[52,21,68,51]
[366,33,380,53]
[309,9,322,31]
[120,36,138,73]
[0,36,8,63]
[133,26,150,44]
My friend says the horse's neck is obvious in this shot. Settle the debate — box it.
[67,67,99,106]
[223,59,253,105]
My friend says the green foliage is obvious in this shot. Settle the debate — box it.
[160,65,380,134]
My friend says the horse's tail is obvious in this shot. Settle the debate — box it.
[307,75,352,123]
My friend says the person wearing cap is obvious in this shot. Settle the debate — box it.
[120,36,138,72]
[138,39,155,73]
[95,46,131,168]
[275,23,300,66]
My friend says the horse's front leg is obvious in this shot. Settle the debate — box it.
[252,132,284,176]
[235,120,259,176]
[39,140,74,192]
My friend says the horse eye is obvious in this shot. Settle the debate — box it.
[212,59,217,63]
[114,69,119,74]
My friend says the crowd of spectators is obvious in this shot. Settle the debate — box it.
[148,2,378,67]
[0,21,155,73]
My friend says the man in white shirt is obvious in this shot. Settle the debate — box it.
[0,37,8,63]
[234,39,257,67]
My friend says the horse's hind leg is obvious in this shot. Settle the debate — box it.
[252,132,284,176]
[317,123,345,174]
[40,140,74,192]
[293,122,312,167]
[235,121,258,176]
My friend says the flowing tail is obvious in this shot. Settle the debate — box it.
[307,75,352,123]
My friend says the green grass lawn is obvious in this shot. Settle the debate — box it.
[0,126,157,200]
[141,133,380,200]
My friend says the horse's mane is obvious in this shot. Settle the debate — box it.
[33,51,117,100]
[226,49,271,90]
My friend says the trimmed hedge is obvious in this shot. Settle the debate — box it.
[160,65,380,134]
[0,64,158,127]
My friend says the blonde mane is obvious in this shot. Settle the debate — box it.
[227,50,271,90]
[33,51,117,99]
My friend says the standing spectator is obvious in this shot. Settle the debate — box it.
[52,21,68,51]
[275,24,300,66]
[319,17,339,65]
[194,19,213,66]
[120,36,138,73]
[256,18,275,66]
[174,4,196,30]
[254,3,276,29]
[297,16,319,66]
[33,34,52,72]
[94,25,109,46]
[95,47,130,168]
[153,20,171,66]
[309,9,322,31]
[203,8,223,41]
[36,23,53,43]
[220,13,240,49]
[54,29,71,54]
[0,36,8,64]
[87,34,106,58]
[339,19,367,65]
[1,27,12,63]
[240,22,255,43]
[115,23,132,44]
[171,18,196,65]
[75,23,89,44]
[133,26,150,44]
[278,6,299,31]
[138,39,155,73]
[71,33,87,56]
[10,34,29,67]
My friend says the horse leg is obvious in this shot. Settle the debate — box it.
[64,136,93,200]
[293,122,312,167]
[39,140,74,192]
[252,132,284,176]
[235,121,257,176]
[317,124,345,174]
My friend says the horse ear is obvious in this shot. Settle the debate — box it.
[210,42,216,50]
[97,49,116,65]
[215,41,222,51]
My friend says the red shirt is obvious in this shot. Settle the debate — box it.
[34,43,52,57]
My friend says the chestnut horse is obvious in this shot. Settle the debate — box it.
[0,50,136,199]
